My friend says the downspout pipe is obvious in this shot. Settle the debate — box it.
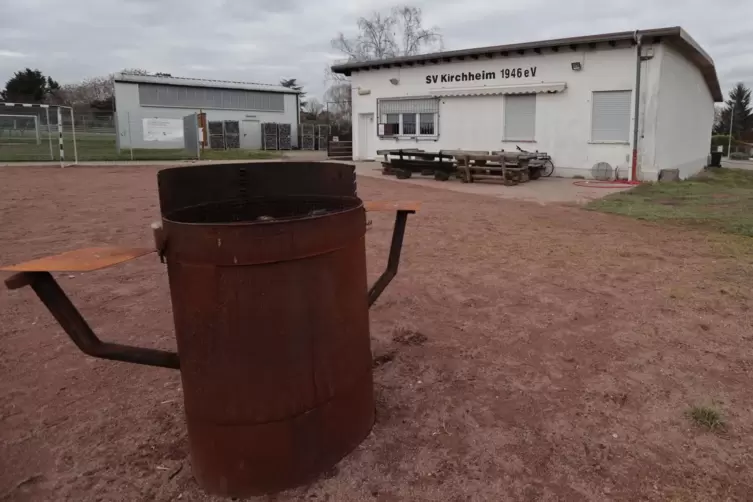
[631,30,642,182]
[296,92,301,149]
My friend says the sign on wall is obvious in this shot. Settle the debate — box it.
[143,118,184,142]
[425,66,538,84]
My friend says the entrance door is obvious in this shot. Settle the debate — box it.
[358,113,374,160]
[240,120,261,149]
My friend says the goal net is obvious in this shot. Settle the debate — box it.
[0,104,77,165]
[0,114,40,144]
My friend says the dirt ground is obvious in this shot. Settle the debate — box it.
[1,166,753,501]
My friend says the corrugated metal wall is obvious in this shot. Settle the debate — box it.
[114,81,300,150]
[138,83,285,112]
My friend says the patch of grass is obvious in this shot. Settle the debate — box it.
[588,168,753,237]
[0,133,280,162]
[686,405,725,431]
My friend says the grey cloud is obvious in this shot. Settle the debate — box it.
[223,0,299,16]
[0,0,751,100]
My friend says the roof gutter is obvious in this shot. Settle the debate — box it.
[331,26,723,102]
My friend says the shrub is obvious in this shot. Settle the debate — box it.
[711,135,750,156]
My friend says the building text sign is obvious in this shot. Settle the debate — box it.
[143,118,184,142]
[425,66,537,84]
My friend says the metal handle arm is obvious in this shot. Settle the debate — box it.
[5,271,180,369]
[367,209,414,307]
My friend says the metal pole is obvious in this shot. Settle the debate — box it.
[56,107,64,168]
[196,113,201,160]
[727,103,735,158]
[199,109,205,155]
[70,107,78,164]
[34,115,41,145]
[127,111,134,161]
[45,108,53,160]
[630,31,642,182]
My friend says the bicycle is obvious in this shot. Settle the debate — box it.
[516,145,554,177]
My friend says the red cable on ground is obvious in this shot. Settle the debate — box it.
[572,180,641,189]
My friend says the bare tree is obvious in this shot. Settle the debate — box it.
[713,105,723,134]
[324,83,351,107]
[54,68,169,109]
[331,6,442,62]
[58,76,113,107]
[395,7,443,57]
[303,98,324,120]
[323,6,441,136]
[325,5,442,97]
[324,82,353,135]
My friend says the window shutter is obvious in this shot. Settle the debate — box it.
[591,91,631,142]
[378,98,439,115]
[504,94,536,140]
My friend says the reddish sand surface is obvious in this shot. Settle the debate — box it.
[1,166,752,501]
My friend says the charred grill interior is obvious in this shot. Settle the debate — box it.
[164,195,361,224]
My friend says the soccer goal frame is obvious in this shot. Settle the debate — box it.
[1,102,78,166]
[0,114,41,145]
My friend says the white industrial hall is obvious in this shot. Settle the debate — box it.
[331,26,722,181]
[113,73,301,151]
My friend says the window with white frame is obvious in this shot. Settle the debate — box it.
[378,98,439,137]
[504,94,536,141]
[591,90,631,142]
[384,114,400,136]
[419,113,435,135]
[402,113,417,135]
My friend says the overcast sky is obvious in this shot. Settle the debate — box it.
[0,0,751,101]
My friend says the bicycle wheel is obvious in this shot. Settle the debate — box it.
[542,159,554,177]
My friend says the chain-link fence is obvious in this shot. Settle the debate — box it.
[299,122,331,151]
[0,108,203,162]
[116,111,201,161]
[1,106,289,163]
[0,106,122,163]
[0,106,65,163]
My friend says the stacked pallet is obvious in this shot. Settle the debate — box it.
[301,124,315,150]
[455,152,534,185]
[208,121,225,149]
[223,121,240,149]
[262,123,278,150]
[277,123,292,150]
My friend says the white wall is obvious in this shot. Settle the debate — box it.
[652,45,715,179]
[114,82,298,149]
[349,42,668,179]
[635,45,664,180]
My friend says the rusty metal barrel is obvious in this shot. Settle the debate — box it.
[2,162,416,498]
[157,162,373,496]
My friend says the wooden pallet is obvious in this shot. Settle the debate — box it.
[456,153,533,185]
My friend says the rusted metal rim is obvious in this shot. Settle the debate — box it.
[161,196,366,266]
